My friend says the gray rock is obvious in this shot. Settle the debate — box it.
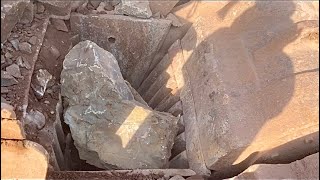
[1,71,18,87]
[4,52,13,59]
[16,56,24,66]
[61,40,179,169]
[61,40,134,105]
[89,0,101,9]
[9,39,19,50]
[25,109,46,130]
[20,2,34,24]
[1,55,5,64]
[149,0,179,17]
[110,0,120,7]
[104,2,114,11]
[125,80,149,108]
[16,56,31,69]
[32,69,52,97]
[70,14,171,89]
[169,151,189,169]
[51,18,68,32]
[37,0,71,18]
[18,42,32,54]
[169,175,185,180]
[115,0,152,19]
[96,2,107,13]
[6,46,14,52]
[6,64,22,78]
[37,3,45,13]
[28,36,37,45]
[166,13,182,27]
[70,1,88,12]
[1,0,30,43]
[5,58,12,64]
[1,87,9,94]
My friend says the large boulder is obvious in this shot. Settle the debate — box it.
[61,40,179,169]
[173,1,319,175]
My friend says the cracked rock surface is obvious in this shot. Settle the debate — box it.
[61,40,179,169]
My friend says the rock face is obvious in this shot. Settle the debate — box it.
[70,14,171,89]
[1,0,30,43]
[173,1,319,175]
[61,40,179,169]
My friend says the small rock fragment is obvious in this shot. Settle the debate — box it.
[16,56,31,69]
[1,55,5,64]
[37,0,71,18]
[6,46,14,52]
[32,69,52,97]
[9,39,20,50]
[51,19,69,32]
[6,64,22,78]
[166,13,183,27]
[1,102,16,119]
[25,109,46,130]
[70,1,87,12]
[104,2,114,11]
[16,56,24,66]
[110,0,120,7]
[96,2,106,12]
[49,45,60,60]
[153,12,161,19]
[89,0,101,9]
[170,175,185,180]
[1,96,10,104]
[149,0,179,17]
[20,3,34,24]
[76,1,90,14]
[70,34,80,46]
[18,42,32,54]
[37,3,45,13]
[1,71,18,87]
[5,52,13,59]
[1,87,9,94]
[115,0,152,19]
[28,36,37,45]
